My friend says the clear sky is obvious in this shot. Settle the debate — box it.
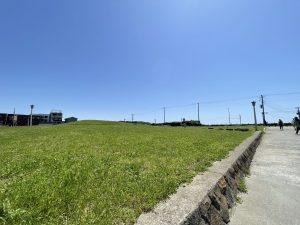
[1,0,300,124]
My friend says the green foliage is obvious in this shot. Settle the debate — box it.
[0,121,254,224]
[235,196,242,204]
[237,178,248,193]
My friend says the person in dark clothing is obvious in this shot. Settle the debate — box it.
[278,119,284,130]
[292,117,300,134]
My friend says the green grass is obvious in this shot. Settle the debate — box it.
[0,121,254,224]
[237,178,248,193]
[235,196,242,204]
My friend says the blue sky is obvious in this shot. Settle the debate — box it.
[1,0,300,124]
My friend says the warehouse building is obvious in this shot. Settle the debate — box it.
[0,110,64,126]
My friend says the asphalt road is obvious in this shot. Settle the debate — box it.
[229,127,300,225]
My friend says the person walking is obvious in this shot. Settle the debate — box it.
[292,117,300,134]
[278,119,284,130]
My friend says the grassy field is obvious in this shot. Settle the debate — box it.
[0,121,255,224]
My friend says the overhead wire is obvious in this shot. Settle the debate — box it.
[128,91,300,123]
[264,91,300,97]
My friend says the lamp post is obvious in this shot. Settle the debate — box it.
[251,101,258,131]
[13,107,16,127]
[30,105,34,126]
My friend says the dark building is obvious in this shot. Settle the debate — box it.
[65,117,78,123]
[16,114,30,126]
[33,114,50,123]
[0,113,8,125]
[0,110,64,126]
[0,114,29,126]
[0,113,7,125]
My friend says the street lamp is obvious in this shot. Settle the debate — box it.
[30,105,34,126]
[251,101,258,131]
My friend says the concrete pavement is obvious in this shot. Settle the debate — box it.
[230,127,300,225]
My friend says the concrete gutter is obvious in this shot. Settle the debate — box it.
[136,131,262,225]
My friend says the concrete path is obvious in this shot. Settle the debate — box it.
[230,127,300,225]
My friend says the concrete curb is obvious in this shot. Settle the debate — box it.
[136,131,262,225]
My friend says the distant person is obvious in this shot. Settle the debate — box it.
[278,119,283,130]
[292,117,300,134]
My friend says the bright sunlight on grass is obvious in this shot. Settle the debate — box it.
[0,121,254,224]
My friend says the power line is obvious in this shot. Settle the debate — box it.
[134,108,162,116]
[199,95,259,105]
[265,103,295,113]
[128,92,299,123]
[264,102,294,112]
[164,103,197,109]
[267,111,295,114]
[163,95,258,110]
[264,91,300,97]
[267,112,295,122]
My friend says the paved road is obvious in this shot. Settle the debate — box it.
[230,127,300,225]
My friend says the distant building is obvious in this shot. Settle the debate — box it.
[65,117,78,123]
[49,110,63,124]
[33,114,50,123]
[0,110,64,126]
[0,113,8,125]
[17,114,30,126]
[0,114,30,126]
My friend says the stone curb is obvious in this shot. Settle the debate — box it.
[136,131,262,225]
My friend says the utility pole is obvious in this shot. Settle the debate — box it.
[296,107,300,119]
[261,95,267,125]
[252,101,258,131]
[228,108,231,125]
[30,105,34,126]
[163,107,166,124]
[197,102,200,123]
[131,113,134,123]
[154,119,156,124]
[239,114,242,125]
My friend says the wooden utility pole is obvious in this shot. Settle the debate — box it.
[261,95,267,125]
[296,107,300,119]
